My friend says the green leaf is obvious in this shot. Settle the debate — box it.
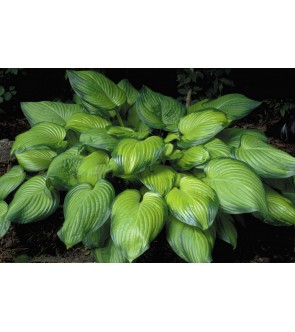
[93,238,128,263]
[203,158,269,216]
[139,165,177,196]
[58,180,115,249]
[117,79,138,106]
[217,128,268,148]
[112,136,164,175]
[0,165,26,200]
[126,104,150,133]
[216,213,237,249]
[202,94,261,120]
[176,146,210,170]
[0,86,4,96]
[178,109,230,148]
[5,174,59,224]
[80,128,119,152]
[232,135,295,178]
[65,112,111,133]
[83,219,110,249]
[263,177,295,193]
[204,138,230,158]
[111,190,168,262]
[136,86,186,131]
[77,151,113,185]
[15,149,57,172]
[166,216,213,263]
[187,98,208,113]
[67,70,126,111]
[165,175,219,230]
[0,201,9,238]
[11,122,67,154]
[106,126,149,140]
[21,101,84,127]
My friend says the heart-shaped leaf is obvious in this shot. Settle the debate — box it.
[15,149,57,172]
[166,216,214,263]
[58,180,115,249]
[112,136,164,175]
[203,157,269,217]
[232,135,295,178]
[67,70,126,111]
[80,128,119,152]
[65,112,111,133]
[21,101,84,127]
[0,165,26,200]
[217,128,267,148]
[178,109,230,148]
[176,146,210,170]
[5,174,60,224]
[215,213,237,249]
[93,239,128,263]
[0,201,9,238]
[165,175,219,230]
[136,86,186,131]
[139,165,177,196]
[111,190,168,262]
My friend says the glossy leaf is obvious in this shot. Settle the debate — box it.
[217,128,267,148]
[112,136,164,175]
[21,101,84,127]
[165,175,219,230]
[67,70,126,111]
[58,180,115,249]
[166,216,213,263]
[178,109,230,148]
[203,158,268,216]
[0,165,26,200]
[139,165,177,196]
[126,104,150,133]
[117,79,138,106]
[80,128,119,152]
[216,213,237,249]
[5,174,59,224]
[111,190,167,262]
[187,98,208,113]
[0,201,9,238]
[65,112,111,133]
[232,135,295,178]
[202,94,261,120]
[176,146,209,170]
[15,149,57,172]
[204,138,230,158]
[93,239,128,263]
[106,126,149,140]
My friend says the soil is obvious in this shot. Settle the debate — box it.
[0,116,295,263]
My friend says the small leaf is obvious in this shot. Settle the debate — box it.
[65,112,111,133]
[216,213,237,249]
[0,201,9,238]
[5,175,60,224]
[21,101,84,127]
[15,149,57,172]
[80,128,119,152]
[176,146,210,170]
[58,180,115,249]
[111,190,168,262]
[165,175,219,230]
[166,216,213,263]
[93,238,128,263]
[0,165,26,200]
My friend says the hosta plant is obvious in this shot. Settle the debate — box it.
[1,70,295,263]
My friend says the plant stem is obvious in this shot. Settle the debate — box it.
[115,107,125,127]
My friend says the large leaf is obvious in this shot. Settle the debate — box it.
[139,165,177,196]
[21,101,84,127]
[165,175,219,230]
[80,128,119,152]
[83,219,110,249]
[0,201,9,238]
[203,158,269,216]
[215,213,237,249]
[58,180,115,249]
[117,79,138,106]
[5,174,59,224]
[178,109,230,148]
[112,136,164,175]
[127,104,150,133]
[67,70,126,111]
[111,190,168,262]
[106,126,149,140]
[0,165,26,200]
[232,135,295,178]
[187,98,209,113]
[11,122,67,154]
[202,94,261,120]
[166,216,214,263]
[65,112,111,133]
[93,239,128,263]
[15,149,57,172]
[204,138,230,158]
[136,86,186,131]
[176,146,209,170]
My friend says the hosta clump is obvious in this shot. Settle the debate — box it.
[1,70,295,263]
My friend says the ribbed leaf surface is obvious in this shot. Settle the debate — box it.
[11,122,67,154]
[232,135,295,178]
[58,180,115,248]
[176,146,209,170]
[80,128,119,152]
[216,213,237,249]
[111,190,167,262]
[16,149,57,172]
[0,165,26,200]
[187,98,208,113]
[6,175,59,224]
[217,128,267,148]
[117,79,138,106]
[165,175,219,230]
[67,70,126,111]
[136,86,186,131]
[178,109,230,147]
[65,112,111,133]
[127,104,150,133]
[203,158,268,216]
[93,239,128,263]
[139,165,177,196]
[166,216,213,263]
[112,136,164,175]
[21,101,84,127]
[0,201,9,238]
[106,126,149,140]
[202,94,261,120]
[204,138,230,158]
